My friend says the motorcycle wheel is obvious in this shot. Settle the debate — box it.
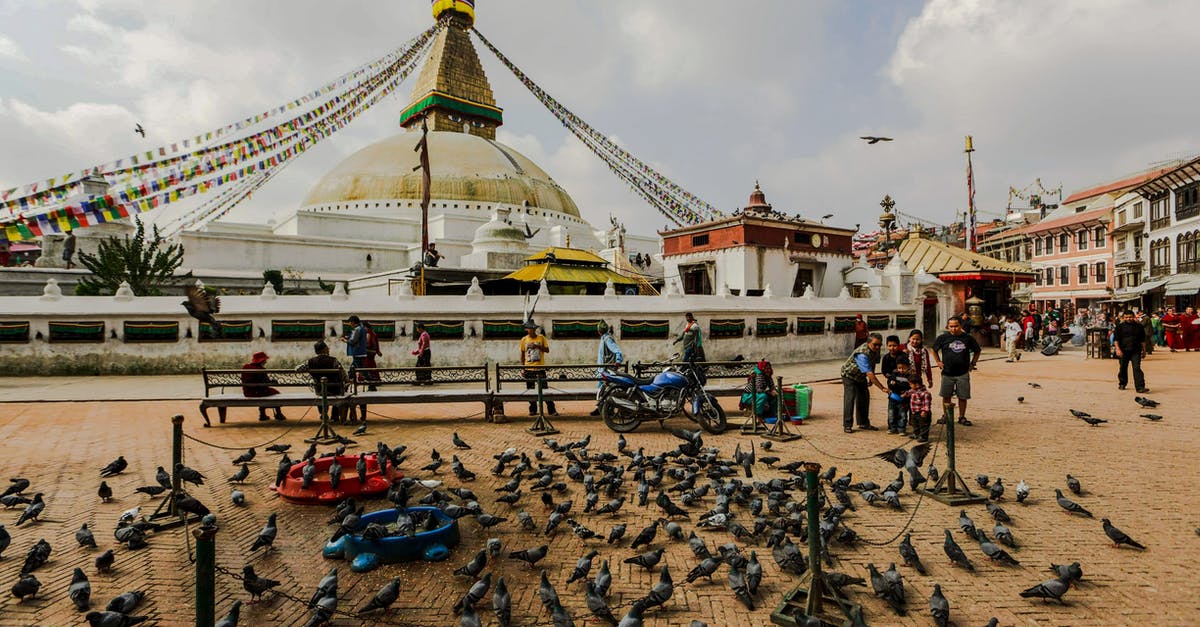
[695,397,727,434]
[601,399,642,433]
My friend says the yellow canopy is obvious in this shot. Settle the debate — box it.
[503,263,639,285]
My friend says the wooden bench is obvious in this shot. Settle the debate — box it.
[492,363,629,416]
[199,368,354,427]
[349,365,491,416]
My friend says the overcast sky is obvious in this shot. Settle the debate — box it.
[2,0,1198,237]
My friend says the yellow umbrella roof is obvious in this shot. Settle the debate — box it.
[503,263,639,285]
[523,246,610,265]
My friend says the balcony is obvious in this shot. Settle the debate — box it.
[1113,247,1144,266]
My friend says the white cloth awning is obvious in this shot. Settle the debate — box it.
[1165,274,1200,296]
[1132,277,1170,295]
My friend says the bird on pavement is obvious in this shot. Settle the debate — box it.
[3,478,30,498]
[1019,575,1071,604]
[176,464,206,486]
[105,590,145,614]
[69,567,91,610]
[860,136,894,144]
[1076,415,1108,426]
[100,457,128,478]
[454,549,488,579]
[976,530,1020,566]
[943,529,974,571]
[1055,489,1092,517]
[182,285,222,336]
[566,550,599,584]
[95,549,114,573]
[98,482,113,502]
[76,523,98,548]
[16,493,45,526]
[307,567,338,609]
[1140,413,1163,421]
[242,565,280,603]
[1102,518,1146,549]
[215,600,242,627]
[929,583,950,627]
[493,576,512,627]
[359,576,401,614]
[1016,479,1030,503]
[229,464,249,484]
[453,432,472,449]
[867,563,905,616]
[86,611,148,627]
[509,544,549,568]
[899,533,926,574]
[134,485,166,498]
[624,547,665,571]
[250,513,277,552]
[1134,396,1158,408]
[585,580,617,624]
[1066,474,1082,495]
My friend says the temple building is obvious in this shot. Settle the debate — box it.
[174,0,660,288]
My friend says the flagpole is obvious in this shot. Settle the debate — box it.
[965,135,976,252]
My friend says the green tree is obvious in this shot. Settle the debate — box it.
[75,222,191,296]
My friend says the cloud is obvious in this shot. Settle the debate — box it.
[0,35,25,61]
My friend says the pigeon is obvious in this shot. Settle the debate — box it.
[595,559,613,597]
[1028,382,1042,388]
[356,454,368,486]
[1019,575,1071,604]
[629,521,658,548]
[242,565,280,602]
[86,611,149,627]
[454,549,488,578]
[1102,518,1146,549]
[605,523,627,545]
[1077,415,1108,426]
[453,572,491,614]
[265,443,291,454]
[687,530,712,559]
[229,464,249,484]
[175,493,210,518]
[860,136,894,144]
[493,576,512,627]
[95,549,115,572]
[250,513,277,552]
[1050,561,1083,583]
[899,533,926,574]
[1016,479,1030,503]
[566,550,599,584]
[1140,413,1163,421]
[640,565,674,608]
[1,494,31,508]
[549,597,574,627]
[95,481,114,503]
[958,510,977,538]
[1134,396,1158,408]
[21,538,51,574]
[134,123,145,137]
[328,458,343,491]
[624,547,665,571]
[686,557,721,583]
[1068,409,1091,419]
[215,600,242,627]
[16,492,45,525]
[746,551,763,594]
[1066,474,1082,495]
[993,522,1017,548]
[106,590,145,614]
[231,490,245,506]
[308,567,338,609]
[518,511,536,532]
[155,466,172,490]
[358,576,401,614]
[11,572,40,600]
[1055,489,1092,517]
[585,580,617,624]
[989,477,1005,501]
[943,529,974,571]
[69,567,92,611]
[177,464,205,486]
[867,563,904,615]
[134,486,167,498]
[929,583,950,627]
[597,496,625,516]
[182,285,221,336]
[231,448,256,465]
[305,594,337,627]
[486,537,501,558]
[100,456,128,478]
[476,513,507,529]
[729,564,755,609]
[975,474,990,489]
[986,502,1011,523]
[509,544,549,567]
[617,600,645,627]
[1017,396,1024,403]
[976,530,1020,565]
[301,459,316,490]
[537,569,560,611]
[2,478,30,498]
[75,522,98,548]
[453,432,472,449]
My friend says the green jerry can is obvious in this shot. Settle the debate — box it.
[781,384,812,423]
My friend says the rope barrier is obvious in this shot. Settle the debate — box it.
[181,407,312,451]
[854,422,944,547]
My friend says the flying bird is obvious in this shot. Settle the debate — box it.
[860,136,894,144]
[182,285,222,337]
[134,124,145,137]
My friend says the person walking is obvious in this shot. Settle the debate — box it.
[1151,310,1165,347]
[1003,315,1022,362]
[360,321,382,391]
[1182,306,1200,351]
[1138,310,1154,356]
[852,313,869,347]
[1112,310,1148,392]
[241,351,286,421]
[62,230,77,269]
[590,321,623,416]
[1162,307,1183,352]
[931,317,981,426]
[342,315,368,370]
[520,319,557,416]
[412,322,432,385]
[673,312,705,363]
[839,332,886,434]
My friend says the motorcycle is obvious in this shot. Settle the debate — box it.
[596,360,727,434]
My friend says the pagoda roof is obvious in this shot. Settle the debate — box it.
[897,234,1034,282]
[524,247,609,265]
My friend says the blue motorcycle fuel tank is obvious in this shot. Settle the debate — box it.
[652,371,688,388]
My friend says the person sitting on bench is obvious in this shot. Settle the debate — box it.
[241,351,286,421]
[296,341,350,423]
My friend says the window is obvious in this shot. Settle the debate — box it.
[1077,230,1089,250]
[1132,201,1144,219]
[1116,237,1126,252]
[1034,271,1043,286]
[1059,266,1069,284]
[1094,262,1106,282]
[1116,274,1125,289]
[1150,194,1170,230]
[691,234,709,246]
[1150,238,1171,277]
[1134,233,1144,260]
[1034,238,1043,255]
[1078,264,1089,284]
[1094,226,1105,247]
[1058,234,1069,253]
[1177,184,1199,221]
[1115,210,1126,227]
[1044,267,1054,285]
[1180,231,1200,274]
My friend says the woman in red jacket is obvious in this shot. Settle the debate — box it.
[1162,307,1184,352]
[241,352,286,421]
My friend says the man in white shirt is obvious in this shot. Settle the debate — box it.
[1003,316,1022,362]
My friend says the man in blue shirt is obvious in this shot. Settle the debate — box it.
[839,333,887,433]
[591,321,624,416]
[342,315,368,371]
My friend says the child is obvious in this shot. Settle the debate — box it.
[907,374,933,442]
[880,335,904,378]
[886,357,911,435]
[905,329,933,389]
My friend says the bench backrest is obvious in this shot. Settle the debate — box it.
[495,362,629,391]
[632,361,756,380]
[349,366,490,393]
[201,367,349,397]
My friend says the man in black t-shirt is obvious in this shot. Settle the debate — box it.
[931,317,981,426]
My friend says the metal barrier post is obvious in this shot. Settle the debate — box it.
[193,522,217,627]
[149,414,191,528]
[763,375,800,442]
[920,404,985,505]
[306,377,342,444]
[527,372,558,435]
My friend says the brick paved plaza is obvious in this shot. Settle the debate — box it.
[0,347,1197,626]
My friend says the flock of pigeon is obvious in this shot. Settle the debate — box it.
[1,388,1163,626]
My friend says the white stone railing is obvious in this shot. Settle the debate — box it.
[0,279,919,375]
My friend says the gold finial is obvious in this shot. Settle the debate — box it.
[964,135,974,153]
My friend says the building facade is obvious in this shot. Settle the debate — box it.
[1124,157,1200,309]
